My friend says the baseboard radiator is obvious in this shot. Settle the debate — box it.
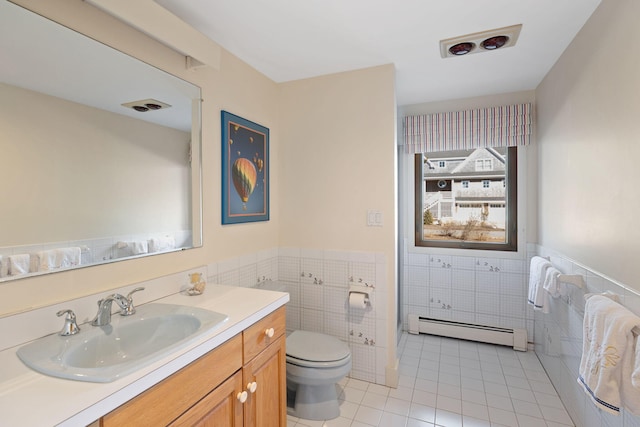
[408,314,527,352]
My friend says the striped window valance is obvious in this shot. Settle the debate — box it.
[403,103,532,153]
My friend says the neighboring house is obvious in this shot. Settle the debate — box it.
[422,147,507,227]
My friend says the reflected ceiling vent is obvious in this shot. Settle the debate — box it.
[121,98,172,112]
[440,24,522,58]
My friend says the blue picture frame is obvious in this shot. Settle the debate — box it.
[221,111,269,224]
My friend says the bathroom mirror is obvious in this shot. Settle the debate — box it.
[0,1,203,282]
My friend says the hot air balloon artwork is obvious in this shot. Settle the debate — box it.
[232,158,257,210]
[221,111,270,224]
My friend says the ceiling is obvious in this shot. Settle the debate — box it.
[156,0,602,106]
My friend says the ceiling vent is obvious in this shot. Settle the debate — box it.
[440,24,522,59]
[121,98,172,112]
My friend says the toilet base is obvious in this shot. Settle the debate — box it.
[287,382,340,421]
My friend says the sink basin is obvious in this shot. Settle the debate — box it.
[17,303,228,382]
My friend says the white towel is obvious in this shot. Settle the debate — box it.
[0,255,8,277]
[131,241,148,255]
[38,249,58,271]
[578,294,640,415]
[543,267,563,298]
[633,334,640,390]
[148,236,176,253]
[56,247,81,268]
[8,254,30,276]
[528,256,552,313]
[29,253,40,273]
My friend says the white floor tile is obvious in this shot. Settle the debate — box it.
[337,400,359,419]
[354,405,383,426]
[290,333,576,427]
[485,393,513,410]
[360,391,387,409]
[435,409,463,426]
[516,413,547,427]
[462,415,492,427]
[435,395,461,413]
[512,398,544,418]
[409,402,436,423]
[462,401,490,420]
[340,387,366,404]
[367,383,391,396]
[389,385,414,401]
[437,383,461,399]
[379,411,408,427]
[406,419,434,427]
[411,389,437,407]
[322,417,352,427]
[385,397,412,417]
[462,388,487,405]
[488,407,518,426]
[540,404,574,425]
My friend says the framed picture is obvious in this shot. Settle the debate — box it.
[221,111,269,224]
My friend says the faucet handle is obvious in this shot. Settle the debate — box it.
[56,309,80,336]
[121,287,145,316]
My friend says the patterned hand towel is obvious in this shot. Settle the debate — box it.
[578,294,640,415]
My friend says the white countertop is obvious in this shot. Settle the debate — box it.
[0,285,289,427]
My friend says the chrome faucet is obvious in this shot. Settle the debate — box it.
[120,287,145,316]
[91,294,130,326]
[57,309,80,336]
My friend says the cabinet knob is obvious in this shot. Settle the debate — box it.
[247,381,257,393]
[265,327,275,338]
[237,391,248,403]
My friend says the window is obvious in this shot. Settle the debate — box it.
[438,161,446,168]
[415,147,517,251]
[475,159,493,171]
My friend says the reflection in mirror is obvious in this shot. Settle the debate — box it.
[0,1,202,282]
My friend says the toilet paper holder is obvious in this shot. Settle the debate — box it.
[348,285,372,308]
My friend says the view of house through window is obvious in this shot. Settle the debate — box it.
[414,147,517,251]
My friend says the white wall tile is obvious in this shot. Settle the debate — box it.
[533,244,640,427]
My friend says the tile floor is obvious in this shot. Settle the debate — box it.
[287,332,574,427]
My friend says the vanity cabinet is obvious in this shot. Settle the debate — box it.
[100,307,286,427]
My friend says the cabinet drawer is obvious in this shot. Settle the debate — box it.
[243,307,286,363]
[102,334,242,427]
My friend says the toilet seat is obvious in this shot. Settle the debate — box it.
[286,330,350,368]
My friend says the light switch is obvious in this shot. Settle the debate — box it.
[367,210,383,227]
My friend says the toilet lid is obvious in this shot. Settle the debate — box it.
[286,330,350,362]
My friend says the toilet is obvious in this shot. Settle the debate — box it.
[254,281,352,420]
[286,330,352,421]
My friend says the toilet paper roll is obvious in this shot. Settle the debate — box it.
[349,292,368,309]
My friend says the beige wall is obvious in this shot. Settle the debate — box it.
[279,65,398,371]
[536,0,640,288]
[0,0,280,315]
[278,65,397,253]
[0,83,190,246]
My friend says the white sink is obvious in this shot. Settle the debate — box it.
[17,303,228,383]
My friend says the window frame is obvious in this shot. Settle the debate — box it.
[414,146,518,251]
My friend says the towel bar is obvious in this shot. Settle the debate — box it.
[557,274,584,288]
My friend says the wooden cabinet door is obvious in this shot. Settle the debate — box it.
[243,335,286,427]
[102,335,242,427]
[169,371,243,427]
